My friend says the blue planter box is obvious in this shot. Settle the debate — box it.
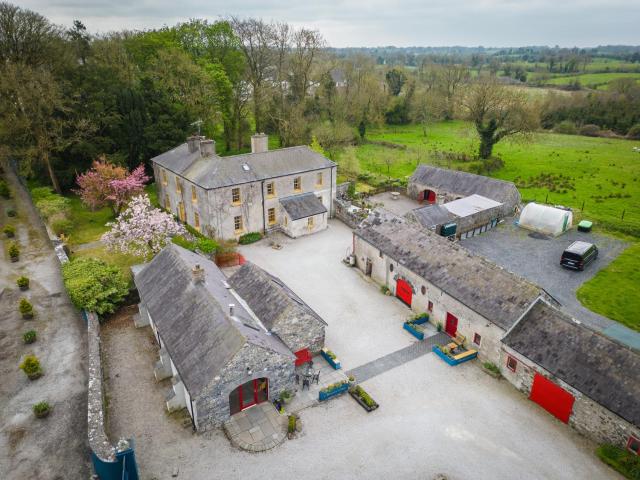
[432,345,478,366]
[319,382,349,402]
[321,349,341,370]
[411,315,429,325]
[403,322,425,340]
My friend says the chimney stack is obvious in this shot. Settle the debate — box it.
[200,139,215,158]
[187,135,205,154]
[229,304,235,316]
[250,133,268,154]
[192,264,205,284]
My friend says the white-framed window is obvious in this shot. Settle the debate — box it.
[232,188,241,204]
[266,182,275,196]
[268,208,276,225]
[506,355,518,372]
[294,176,301,191]
[234,215,243,232]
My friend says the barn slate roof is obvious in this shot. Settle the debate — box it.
[280,192,327,220]
[151,143,335,190]
[228,262,327,332]
[355,216,542,330]
[409,165,520,206]
[134,244,292,397]
[503,299,640,427]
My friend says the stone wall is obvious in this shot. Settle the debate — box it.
[353,234,507,366]
[500,345,640,448]
[335,198,368,229]
[194,344,296,431]
[336,181,351,198]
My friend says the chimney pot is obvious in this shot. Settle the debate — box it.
[250,133,268,154]
[187,135,205,154]
[192,264,205,284]
[200,139,215,158]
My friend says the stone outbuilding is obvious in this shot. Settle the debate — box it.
[278,192,328,238]
[228,262,327,365]
[152,134,337,240]
[133,244,327,431]
[353,215,548,366]
[406,194,504,239]
[407,165,520,216]
[501,299,640,451]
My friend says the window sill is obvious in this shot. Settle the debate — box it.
[232,202,242,207]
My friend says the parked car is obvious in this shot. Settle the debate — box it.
[560,241,598,271]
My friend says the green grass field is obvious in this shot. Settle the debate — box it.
[546,72,640,89]
[338,121,640,330]
[340,121,640,236]
[577,243,640,332]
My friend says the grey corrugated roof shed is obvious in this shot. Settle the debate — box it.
[355,217,541,330]
[228,262,327,331]
[410,165,520,206]
[408,204,456,229]
[280,193,327,220]
[151,143,335,189]
[503,299,640,427]
[134,244,291,396]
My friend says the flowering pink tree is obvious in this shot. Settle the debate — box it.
[102,195,186,259]
[76,159,149,214]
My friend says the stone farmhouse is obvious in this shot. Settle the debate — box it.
[406,193,505,239]
[407,164,521,217]
[133,243,326,430]
[502,299,640,450]
[353,214,549,367]
[151,133,337,240]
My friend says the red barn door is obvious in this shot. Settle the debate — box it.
[529,373,575,424]
[396,279,413,306]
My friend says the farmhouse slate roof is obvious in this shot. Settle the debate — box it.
[503,299,640,427]
[134,244,291,397]
[409,165,520,206]
[355,216,542,330]
[228,262,327,331]
[151,143,335,190]
[280,192,327,220]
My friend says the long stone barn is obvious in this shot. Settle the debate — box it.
[133,243,326,430]
[352,215,550,366]
[501,299,640,450]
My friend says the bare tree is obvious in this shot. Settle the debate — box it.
[289,28,324,102]
[462,77,538,159]
[439,63,470,120]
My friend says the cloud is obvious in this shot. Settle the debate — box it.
[19,0,640,47]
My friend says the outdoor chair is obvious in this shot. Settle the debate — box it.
[312,371,320,384]
[302,378,310,390]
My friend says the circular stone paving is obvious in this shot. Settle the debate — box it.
[223,402,287,452]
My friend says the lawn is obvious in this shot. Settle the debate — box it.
[577,243,640,332]
[546,72,640,89]
[339,121,640,237]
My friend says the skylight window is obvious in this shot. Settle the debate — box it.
[242,164,250,171]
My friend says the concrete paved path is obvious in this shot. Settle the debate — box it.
[347,332,450,382]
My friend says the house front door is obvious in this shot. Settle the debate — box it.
[229,378,269,415]
[365,258,373,276]
[396,278,413,306]
[445,312,458,337]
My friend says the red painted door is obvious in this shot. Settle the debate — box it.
[427,190,436,203]
[396,279,413,306]
[529,373,574,424]
[294,348,311,366]
[445,312,458,336]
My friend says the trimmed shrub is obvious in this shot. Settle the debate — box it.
[6,208,16,217]
[61,257,129,315]
[19,298,34,318]
[196,238,219,254]
[0,180,10,199]
[32,401,50,418]
[50,215,73,236]
[8,241,20,259]
[627,124,640,140]
[30,186,55,202]
[596,444,640,480]
[580,124,601,137]
[20,354,42,379]
[287,414,297,434]
[23,330,37,344]
[3,224,15,237]
[238,232,262,245]
[16,276,29,289]
[554,120,578,135]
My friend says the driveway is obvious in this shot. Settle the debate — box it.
[103,309,619,480]
[459,221,639,347]
[238,221,416,369]
[0,170,88,480]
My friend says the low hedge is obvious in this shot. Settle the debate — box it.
[238,232,262,245]
[596,444,640,480]
[483,361,501,375]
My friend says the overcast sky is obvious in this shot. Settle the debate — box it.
[20,0,640,48]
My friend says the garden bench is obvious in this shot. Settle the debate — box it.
[452,349,478,361]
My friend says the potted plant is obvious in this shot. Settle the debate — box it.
[19,298,34,319]
[8,242,19,262]
[280,389,293,405]
[380,285,391,296]
[16,276,29,291]
[23,330,37,344]
[287,414,297,439]
[436,322,443,332]
[482,361,502,379]
[319,380,350,401]
[32,401,51,418]
[3,224,15,238]
[349,384,379,412]
[20,354,42,380]
[320,347,341,369]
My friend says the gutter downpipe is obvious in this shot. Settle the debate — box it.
[261,180,266,234]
